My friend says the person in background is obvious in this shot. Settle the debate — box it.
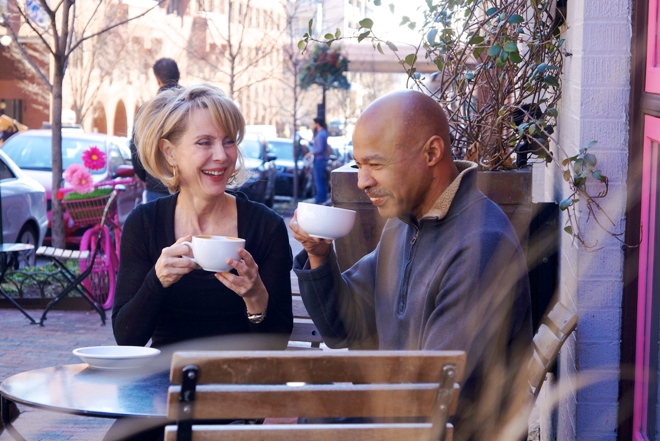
[108,84,293,441]
[290,90,532,440]
[306,117,330,204]
[130,57,181,202]
[1,124,17,144]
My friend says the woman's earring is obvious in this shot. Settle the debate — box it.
[172,165,178,179]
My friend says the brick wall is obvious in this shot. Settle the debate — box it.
[553,0,632,439]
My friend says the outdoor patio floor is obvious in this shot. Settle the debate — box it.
[0,307,117,440]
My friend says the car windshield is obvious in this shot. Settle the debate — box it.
[269,140,294,161]
[2,135,107,174]
[240,138,262,160]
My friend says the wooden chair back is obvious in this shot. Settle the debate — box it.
[289,294,323,349]
[528,301,578,398]
[164,350,466,441]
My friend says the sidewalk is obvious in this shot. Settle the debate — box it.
[0,308,117,440]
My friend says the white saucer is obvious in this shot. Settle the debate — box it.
[73,346,161,370]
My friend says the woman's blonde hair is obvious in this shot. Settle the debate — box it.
[133,83,248,193]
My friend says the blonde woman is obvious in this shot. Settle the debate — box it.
[112,84,293,350]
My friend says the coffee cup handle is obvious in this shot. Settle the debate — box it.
[180,241,195,262]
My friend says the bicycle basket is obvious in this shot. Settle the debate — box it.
[62,194,115,228]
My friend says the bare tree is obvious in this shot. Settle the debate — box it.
[277,0,320,205]
[188,0,285,104]
[2,40,50,119]
[1,0,163,248]
[67,20,131,127]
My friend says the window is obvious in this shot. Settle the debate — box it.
[0,159,15,181]
[635,114,660,439]
[107,145,124,177]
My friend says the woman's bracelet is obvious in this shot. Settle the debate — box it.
[246,306,267,324]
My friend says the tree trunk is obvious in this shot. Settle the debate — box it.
[51,64,65,249]
[292,85,299,205]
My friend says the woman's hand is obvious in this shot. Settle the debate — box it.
[155,235,197,288]
[289,210,332,269]
[215,248,268,314]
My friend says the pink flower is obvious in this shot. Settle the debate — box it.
[63,164,94,194]
[82,146,106,171]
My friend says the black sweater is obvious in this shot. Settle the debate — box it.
[112,192,293,349]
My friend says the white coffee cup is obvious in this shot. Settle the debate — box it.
[181,235,245,272]
[296,202,356,240]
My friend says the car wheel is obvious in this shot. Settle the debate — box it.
[16,224,38,268]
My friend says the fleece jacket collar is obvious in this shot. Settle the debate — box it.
[419,160,477,221]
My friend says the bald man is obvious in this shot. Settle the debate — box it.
[290,90,532,440]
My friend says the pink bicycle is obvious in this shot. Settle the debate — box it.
[60,179,132,309]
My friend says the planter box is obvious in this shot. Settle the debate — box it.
[331,164,533,271]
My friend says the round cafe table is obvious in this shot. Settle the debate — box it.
[0,364,169,420]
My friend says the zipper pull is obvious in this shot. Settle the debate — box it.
[411,228,419,245]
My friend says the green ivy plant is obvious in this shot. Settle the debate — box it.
[299,0,621,248]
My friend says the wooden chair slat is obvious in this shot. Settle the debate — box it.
[291,275,300,295]
[528,301,578,398]
[170,350,466,385]
[41,247,56,257]
[527,352,546,395]
[292,296,309,318]
[164,423,433,441]
[167,385,441,420]
[289,319,323,345]
[288,295,322,349]
[547,301,578,335]
[533,324,562,362]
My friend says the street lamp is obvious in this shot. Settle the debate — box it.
[0,35,10,47]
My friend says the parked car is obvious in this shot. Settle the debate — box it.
[0,149,48,267]
[267,137,314,199]
[236,133,277,207]
[1,130,144,247]
[245,125,278,140]
[328,136,350,165]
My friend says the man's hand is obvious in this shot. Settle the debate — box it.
[289,210,332,269]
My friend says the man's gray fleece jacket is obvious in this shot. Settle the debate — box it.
[293,161,533,438]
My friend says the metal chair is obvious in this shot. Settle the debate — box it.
[36,190,120,326]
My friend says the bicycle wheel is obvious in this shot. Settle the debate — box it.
[79,226,117,310]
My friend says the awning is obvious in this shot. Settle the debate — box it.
[0,114,28,133]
